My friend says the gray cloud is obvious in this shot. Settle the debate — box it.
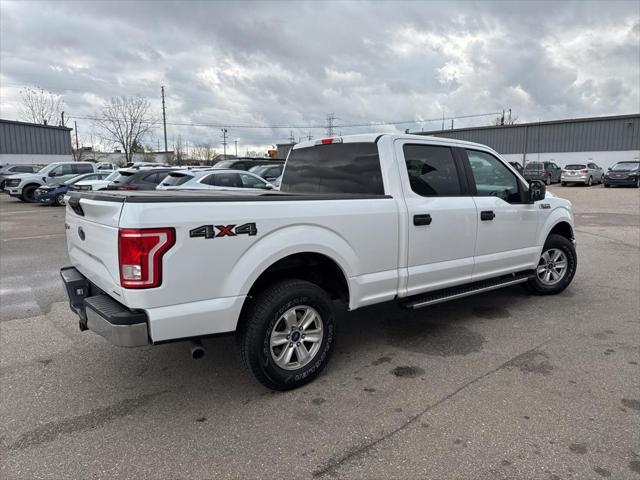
[1,0,638,151]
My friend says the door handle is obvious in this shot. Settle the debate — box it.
[413,214,432,226]
[480,210,495,221]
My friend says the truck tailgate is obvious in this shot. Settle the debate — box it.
[65,195,125,301]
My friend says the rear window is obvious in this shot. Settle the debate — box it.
[281,142,384,195]
[525,162,542,170]
[160,172,193,186]
[110,170,136,183]
[564,164,586,170]
[214,160,236,169]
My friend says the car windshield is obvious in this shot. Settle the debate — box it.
[214,160,235,168]
[611,162,639,171]
[524,162,542,170]
[564,164,586,170]
[249,165,268,175]
[36,164,58,175]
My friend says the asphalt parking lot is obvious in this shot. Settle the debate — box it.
[1,185,639,480]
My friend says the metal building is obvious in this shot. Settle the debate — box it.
[413,113,640,169]
[0,119,73,165]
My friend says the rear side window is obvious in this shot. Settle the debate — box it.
[403,145,462,196]
[281,142,384,194]
[161,173,193,186]
[203,173,243,187]
[74,164,94,174]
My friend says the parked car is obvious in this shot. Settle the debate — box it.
[157,169,274,191]
[34,172,112,206]
[4,162,96,202]
[248,163,284,182]
[213,158,278,171]
[61,133,575,390]
[561,162,604,186]
[523,161,561,185]
[104,168,174,191]
[96,162,115,171]
[508,162,524,174]
[72,170,120,192]
[603,160,640,188]
[0,164,41,190]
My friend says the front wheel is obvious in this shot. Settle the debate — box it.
[21,185,38,203]
[604,182,610,188]
[586,176,592,186]
[55,193,66,206]
[237,279,336,390]
[526,234,577,295]
[561,182,567,186]
[545,176,551,185]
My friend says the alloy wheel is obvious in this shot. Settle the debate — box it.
[536,248,568,286]
[270,305,324,370]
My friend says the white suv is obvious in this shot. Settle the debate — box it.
[4,162,96,202]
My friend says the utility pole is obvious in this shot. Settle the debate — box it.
[61,111,65,127]
[221,128,228,159]
[74,121,79,151]
[288,130,295,144]
[157,138,160,152]
[451,119,454,129]
[307,131,312,141]
[161,86,168,151]
[500,109,505,126]
[441,111,445,130]
[234,139,238,158]
[326,113,336,137]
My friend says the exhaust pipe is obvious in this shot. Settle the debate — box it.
[189,339,205,360]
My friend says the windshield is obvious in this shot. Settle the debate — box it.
[249,165,268,175]
[214,160,235,169]
[564,164,586,170]
[36,163,58,175]
[160,172,193,186]
[611,162,639,171]
[524,162,542,170]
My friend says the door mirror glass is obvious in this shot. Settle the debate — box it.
[528,180,546,202]
[49,171,57,177]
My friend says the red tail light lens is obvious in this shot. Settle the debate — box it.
[118,184,139,190]
[315,137,343,145]
[580,169,588,173]
[118,228,175,288]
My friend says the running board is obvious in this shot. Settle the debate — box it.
[402,273,532,310]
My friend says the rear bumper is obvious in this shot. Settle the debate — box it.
[561,175,588,183]
[60,266,150,347]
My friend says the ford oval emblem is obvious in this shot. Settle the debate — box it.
[78,226,85,241]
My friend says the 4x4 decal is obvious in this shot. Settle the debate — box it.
[190,223,257,239]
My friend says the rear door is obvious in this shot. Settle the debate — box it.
[395,141,477,295]
[462,149,539,280]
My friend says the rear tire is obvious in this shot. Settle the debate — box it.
[55,193,66,206]
[545,176,551,185]
[587,176,592,186]
[526,234,577,295]
[22,184,38,203]
[237,279,336,390]
[604,182,610,188]
[561,182,566,186]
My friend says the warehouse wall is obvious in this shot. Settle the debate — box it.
[501,150,640,170]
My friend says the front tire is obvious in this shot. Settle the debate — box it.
[604,182,610,188]
[561,182,567,186]
[545,176,551,185]
[237,279,336,390]
[586,176,592,186]
[526,234,577,295]
[55,193,66,206]
[21,184,38,203]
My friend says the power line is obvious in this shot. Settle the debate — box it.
[64,111,502,131]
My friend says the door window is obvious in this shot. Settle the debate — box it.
[466,150,522,203]
[74,163,94,174]
[207,173,243,187]
[52,164,74,176]
[239,173,268,188]
[402,145,462,196]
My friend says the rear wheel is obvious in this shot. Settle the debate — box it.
[545,176,551,185]
[21,184,38,203]
[55,193,66,206]
[237,279,336,390]
[604,182,610,188]
[526,234,577,295]
[586,176,592,187]
[561,182,567,186]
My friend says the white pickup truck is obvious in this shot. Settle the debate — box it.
[60,133,576,390]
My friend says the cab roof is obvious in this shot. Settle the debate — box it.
[292,133,490,151]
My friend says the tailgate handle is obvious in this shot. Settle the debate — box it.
[413,214,432,226]
[67,196,84,216]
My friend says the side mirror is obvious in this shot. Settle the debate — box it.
[49,172,57,177]
[607,167,611,171]
[528,180,546,203]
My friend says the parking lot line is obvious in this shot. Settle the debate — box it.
[1,233,65,242]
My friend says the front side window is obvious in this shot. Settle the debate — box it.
[467,150,521,203]
[239,173,268,188]
[403,144,461,196]
[52,164,74,176]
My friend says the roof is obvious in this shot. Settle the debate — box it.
[292,133,489,150]
[0,118,72,131]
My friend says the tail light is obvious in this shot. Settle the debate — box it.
[117,184,139,190]
[580,168,588,173]
[541,170,548,176]
[118,228,175,288]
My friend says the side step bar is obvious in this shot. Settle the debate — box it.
[402,273,532,310]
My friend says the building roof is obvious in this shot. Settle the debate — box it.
[0,118,72,131]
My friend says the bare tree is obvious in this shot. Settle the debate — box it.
[20,87,64,125]
[94,96,156,164]
[192,143,217,165]
[171,135,187,165]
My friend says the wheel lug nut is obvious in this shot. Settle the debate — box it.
[302,334,305,339]
[289,343,293,347]
[297,342,301,346]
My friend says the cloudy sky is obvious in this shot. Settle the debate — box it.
[1,0,638,153]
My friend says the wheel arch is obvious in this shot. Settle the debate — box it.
[538,208,575,246]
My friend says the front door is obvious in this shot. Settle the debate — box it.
[463,149,540,280]
[396,141,477,296]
